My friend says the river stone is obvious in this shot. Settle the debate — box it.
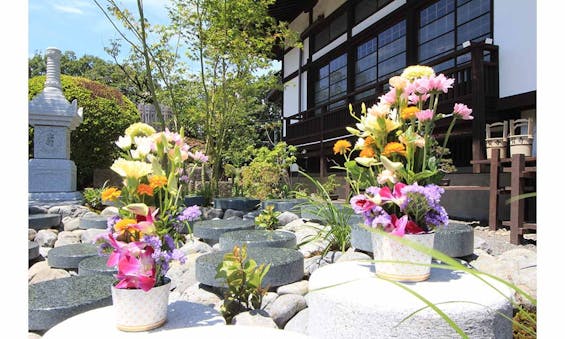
[224,209,245,219]
[307,261,514,339]
[80,229,106,244]
[203,207,224,220]
[195,247,304,288]
[99,206,119,217]
[277,211,300,227]
[214,197,260,212]
[29,241,40,261]
[276,280,309,296]
[29,229,38,241]
[434,222,474,257]
[232,309,278,328]
[264,293,308,328]
[284,308,309,335]
[47,243,99,269]
[78,256,116,276]
[219,230,297,251]
[193,219,255,245]
[79,215,109,230]
[29,214,61,230]
[62,216,81,231]
[28,274,115,331]
[35,229,58,247]
[47,205,91,219]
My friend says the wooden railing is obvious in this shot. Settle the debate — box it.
[284,42,499,148]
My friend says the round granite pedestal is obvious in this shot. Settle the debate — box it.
[47,243,99,269]
[79,215,109,230]
[219,230,297,251]
[193,219,255,245]
[29,274,115,331]
[29,214,61,230]
[306,261,514,339]
[78,255,117,276]
[196,247,304,288]
[29,241,40,261]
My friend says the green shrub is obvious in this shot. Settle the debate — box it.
[29,75,140,189]
[215,244,270,324]
[82,184,107,212]
[254,205,281,230]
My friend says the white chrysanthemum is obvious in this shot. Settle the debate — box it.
[115,135,132,150]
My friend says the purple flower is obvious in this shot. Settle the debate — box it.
[106,215,120,232]
[172,249,186,264]
[365,186,381,196]
[143,235,162,251]
[180,175,189,183]
[178,205,202,222]
[371,211,392,229]
[163,234,175,251]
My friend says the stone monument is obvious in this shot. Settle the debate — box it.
[29,47,84,206]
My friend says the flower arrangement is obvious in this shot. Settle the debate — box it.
[96,122,203,291]
[335,65,473,236]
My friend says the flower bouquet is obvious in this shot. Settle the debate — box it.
[335,65,473,281]
[96,122,203,331]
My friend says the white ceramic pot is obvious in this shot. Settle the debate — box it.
[371,232,435,282]
[509,135,533,157]
[111,278,170,332]
[485,138,507,159]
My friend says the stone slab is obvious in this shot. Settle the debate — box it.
[307,261,514,339]
[213,197,260,212]
[47,243,99,269]
[261,199,307,215]
[29,274,115,331]
[29,192,84,208]
[29,214,61,230]
[219,230,297,251]
[193,219,255,244]
[29,241,40,261]
[78,255,117,276]
[29,158,77,192]
[196,247,304,288]
[349,216,372,252]
[79,215,109,230]
[434,222,475,258]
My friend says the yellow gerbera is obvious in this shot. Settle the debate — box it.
[137,183,154,196]
[114,218,138,234]
[149,175,168,189]
[359,146,375,158]
[333,140,352,155]
[124,122,156,138]
[401,106,419,120]
[382,142,407,157]
[110,158,152,179]
[101,187,121,202]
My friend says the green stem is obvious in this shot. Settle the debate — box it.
[442,117,458,154]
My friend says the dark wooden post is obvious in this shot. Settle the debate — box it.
[510,153,525,245]
[471,43,487,174]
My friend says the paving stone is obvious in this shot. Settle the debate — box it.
[219,230,297,251]
[29,214,61,230]
[78,255,116,276]
[214,197,260,212]
[79,215,109,230]
[193,219,255,245]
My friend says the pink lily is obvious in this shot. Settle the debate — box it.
[115,245,156,291]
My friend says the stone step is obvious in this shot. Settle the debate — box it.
[261,199,307,215]
[29,214,61,230]
[28,274,115,331]
[213,197,260,212]
[195,247,304,288]
[193,219,255,245]
[47,243,99,269]
[78,255,117,277]
[219,230,297,251]
[79,215,109,230]
[29,241,40,261]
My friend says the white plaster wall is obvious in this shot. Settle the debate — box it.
[352,0,406,36]
[301,71,308,112]
[302,38,310,66]
[289,12,309,34]
[283,76,299,118]
[284,47,301,77]
[494,0,536,98]
[313,0,347,19]
[312,33,347,61]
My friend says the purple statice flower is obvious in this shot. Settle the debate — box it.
[106,215,121,232]
[365,186,381,196]
[171,249,186,265]
[371,211,392,229]
[172,220,185,233]
[178,205,202,222]
[163,234,175,251]
[180,175,189,183]
[143,235,162,252]
[425,204,449,229]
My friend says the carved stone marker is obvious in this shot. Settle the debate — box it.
[29,47,84,206]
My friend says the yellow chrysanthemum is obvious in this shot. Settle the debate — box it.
[137,183,154,196]
[359,146,375,158]
[110,158,152,179]
[114,218,138,234]
[333,140,352,155]
[400,65,435,81]
[401,106,419,120]
[149,175,168,189]
[101,187,121,202]
[124,122,156,138]
[382,142,407,157]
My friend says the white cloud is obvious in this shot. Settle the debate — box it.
[53,5,84,15]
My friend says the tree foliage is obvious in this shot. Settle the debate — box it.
[29,75,140,189]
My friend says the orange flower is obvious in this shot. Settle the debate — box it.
[149,175,168,189]
[364,136,375,146]
[401,106,419,120]
[359,146,375,158]
[137,183,154,196]
[333,140,352,155]
[101,187,121,202]
[382,142,407,157]
[114,218,138,234]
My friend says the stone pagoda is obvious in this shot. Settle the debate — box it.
[29,47,84,206]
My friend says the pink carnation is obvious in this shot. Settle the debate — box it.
[416,109,434,122]
[453,103,473,120]
[427,74,454,93]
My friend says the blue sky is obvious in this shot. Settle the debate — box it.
[29,0,172,61]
